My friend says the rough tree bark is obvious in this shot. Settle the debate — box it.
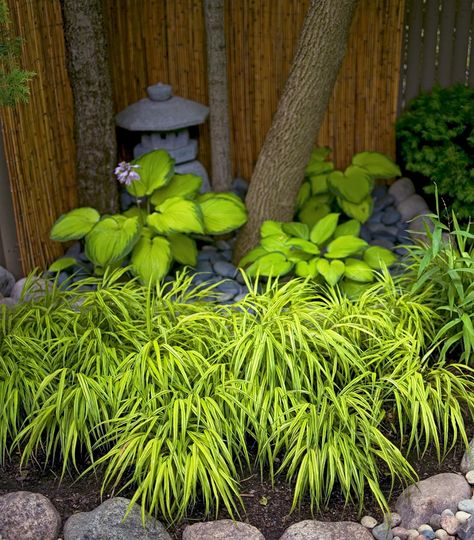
[234,0,357,261]
[204,0,233,191]
[61,0,118,213]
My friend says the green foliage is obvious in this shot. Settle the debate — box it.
[396,84,474,220]
[401,209,474,365]
[0,269,473,522]
[240,213,396,288]
[297,148,400,224]
[0,1,35,106]
[50,150,247,284]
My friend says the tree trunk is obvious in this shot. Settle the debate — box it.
[61,0,118,213]
[234,0,357,261]
[204,0,233,192]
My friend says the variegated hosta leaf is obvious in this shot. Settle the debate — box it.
[50,207,100,241]
[316,258,345,286]
[295,257,319,278]
[246,252,293,277]
[85,215,141,267]
[282,222,309,239]
[310,213,340,246]
[131,235,172,284]
[363,246,397,269]
[286,238,320,255]
[325,235,368,259]
[261,234,290,254]
[352,151,401,179]
[123,206,149,225]
[198,193,247,234]
[261,220,285,237]
[344,258,374,282]
[337,196,373,223]
[334,219,361,238]
[48,257,77,273]
[239,246,268,267]
[147,197,204,234]
[149,174,202,207]
[127,149,175,197]
[168,233,198,266]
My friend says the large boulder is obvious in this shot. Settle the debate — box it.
[388,177,416,205]
[0,266,15,297]
[460,439,474,474]
[279,520,374,540]
[397,194,429,222]
[183,519,265,539]
[63,497,171,540]
[0,491,61,540]
[395,473,471,529]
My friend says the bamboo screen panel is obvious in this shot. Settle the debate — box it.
[399,0,474,111]
[105,0,405,178]
[0,0,76,274]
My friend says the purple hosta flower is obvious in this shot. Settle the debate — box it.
[114,161,141,186]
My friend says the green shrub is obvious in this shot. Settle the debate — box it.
[1,268,473,522]
[50,150,247,284]
[396,84,474,220]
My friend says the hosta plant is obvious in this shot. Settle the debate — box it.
[50,150,247,284]
[297,147,401,224]
[239,212,396,289]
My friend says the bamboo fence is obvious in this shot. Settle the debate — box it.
[1,0,405,272]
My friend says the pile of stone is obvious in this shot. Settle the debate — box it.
[0,268,44,309]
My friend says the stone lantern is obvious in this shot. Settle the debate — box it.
[115,82,210,190]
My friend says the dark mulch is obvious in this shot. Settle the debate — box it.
[0,439,469,540]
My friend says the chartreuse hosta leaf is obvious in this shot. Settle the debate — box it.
[127,149,174,197]
[168,233,197,266]
[85,215,140,267]
[296,182,311,210]
[325,235,368,259]
[282,222,309,239]
[328,166,372,204]
[334,219,361,238]
[338,196,373,223]
[364,246,397,269]
[305,147,333,175]
[261,234,290,253]
[198,193,247,234]
[261,220,284,237]
[295,257,319,278]
[131,235,172,284]
[298,197,331,228]
[309,174,329,195]
[344,258,374,282]
[50,207,100,241]
[246,252,293,277]
[147,197,204,234]
[239,246,267,267]
[149,174,202,207]
[352,151,401,179]
[48,257,77,273]
[286,238,319,255]
[310,213,340,245]
[316,258,345,286]
[123,206,149,225]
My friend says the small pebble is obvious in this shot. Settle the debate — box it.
[390,513,402,527]
[465,470,474,485]
[419,531,435,540]
[429,514,442,530]
[418,525,433,533]
[440,509,454,518]
[407,531,420,540]
[391,526,408,540]
[455,510,471,524]
[434,530,448,540]
[458,499,474,514]
[439,515,459,535]
[393,537,401,540]
[372,522,393,540]
[361,515,378,529]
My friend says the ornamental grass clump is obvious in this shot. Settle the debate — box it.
[0,267,473,522]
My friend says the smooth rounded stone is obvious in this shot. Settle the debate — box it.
[367,223,398,238]
[233,292,248,302]
[368,210,384,224]
[395,473,471,529]
[439,516,460,535]
[215,239,231,251]
[460,440,474,473]
[0,491,61,540]
[372,185,388,199]
[213,260,238,279]
[407,214,435,237]
[65,242,82,258]
[279,520,374,540]
[420,532,435,540]
[372,238,395,250]
[458,499,474,514]
[63,497,171,540]
[440,510,454,518]
[374,193,396,211]
[221,249,232,261]
[182,519,264,540]
[434,529,448,540]
[390,514,402,527]
[120,190,134,210]
[388,177,415,204]
[361,515,378,529]
[456,511,471,524]
[198,250,215,262]
[10,277,48,302]
[359,225,372,242]
[465,470,474,485]
[393,537,401,540]
[231,177,249,199]
[391,526,408,540]
[216,280,240,295]
[457,516,474,540]
[0,266,15,297]
[236,272,246,285]
[196,260,213,273]
[429,515,442,530]
[382,207,402,225]
[397,194,429,222]
[407,529,420,540]
[0,297,17,308]
[418,525,434,533]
